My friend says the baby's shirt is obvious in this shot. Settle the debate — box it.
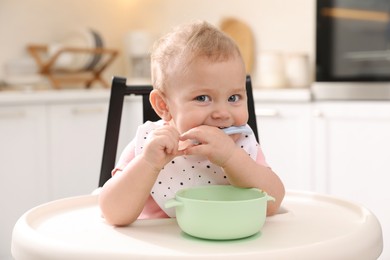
[126,120,267,217]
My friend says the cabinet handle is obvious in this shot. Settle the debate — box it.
[255,108,280,117]
[0,110,26,119]
[312,109,324,118]
[71,107,104,115]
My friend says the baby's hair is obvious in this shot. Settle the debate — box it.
[151,20,242,90]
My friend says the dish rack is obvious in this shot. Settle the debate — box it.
[27,44,118,89]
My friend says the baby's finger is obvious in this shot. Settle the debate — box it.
[182,143,207,156]
[180,128,207,145]
[178,139,197,151]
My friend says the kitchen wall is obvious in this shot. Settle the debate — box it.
[0,0,315,87]
[0,0,138,84]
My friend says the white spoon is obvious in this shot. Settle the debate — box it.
[221,125,252,135]
[179,125,254,150]
[189,125,252,146]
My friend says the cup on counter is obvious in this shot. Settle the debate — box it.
[124,31,152,82]
[257,51,287,89]
[285,53,311,88]
[255,51,311,89]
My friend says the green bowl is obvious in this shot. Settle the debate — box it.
[165,185,274,240]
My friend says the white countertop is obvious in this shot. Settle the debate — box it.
[0,88,111,105]
[253,87,312,102]
[0,87,312,106]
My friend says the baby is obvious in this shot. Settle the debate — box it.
[99,20,285,226]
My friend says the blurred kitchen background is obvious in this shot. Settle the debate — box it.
[0,0,315,89]
[1,0,390,259]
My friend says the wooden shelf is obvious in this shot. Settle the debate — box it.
[27,44,118,89]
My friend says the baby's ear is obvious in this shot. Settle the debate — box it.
[149,89,172,121]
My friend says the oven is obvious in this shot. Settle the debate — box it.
[314,0,390,100]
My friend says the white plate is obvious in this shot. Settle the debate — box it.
[3,74,43,86]
[85,29,104,70]
[48,29,103,71]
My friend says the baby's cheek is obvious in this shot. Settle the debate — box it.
[172,120,193,135]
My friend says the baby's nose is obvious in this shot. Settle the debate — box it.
[210,105,230,120]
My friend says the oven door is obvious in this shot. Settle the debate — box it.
[315,0,390,100]
[316,0,390,81]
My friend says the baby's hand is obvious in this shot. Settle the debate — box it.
[142,124,184,170]
[180,125,238,167]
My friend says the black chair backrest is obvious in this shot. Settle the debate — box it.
[98,75,258,187]
[246,75,259,141]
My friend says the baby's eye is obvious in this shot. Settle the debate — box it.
[195,95,211,102]
[228,94,240,102]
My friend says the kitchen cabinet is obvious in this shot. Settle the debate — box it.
[0,90,110,260]
[47,97,144,200]
[312,102,390,260]
[254,98,389,259]
[255,102,313,191]
[47,102,108,200]
[0,105,50,260]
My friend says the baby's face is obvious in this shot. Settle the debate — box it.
[163,55,248,134]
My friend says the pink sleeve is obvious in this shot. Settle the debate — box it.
[256,146,270,168]
[138,196,169,219]
[111,139,136,176]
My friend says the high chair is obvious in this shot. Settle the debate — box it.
[11,76,383,259]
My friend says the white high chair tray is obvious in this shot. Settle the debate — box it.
[12,191,383,260]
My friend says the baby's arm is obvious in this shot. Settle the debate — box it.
[221,146,285,216]
[181,126,285,216]
[99,124,183,226]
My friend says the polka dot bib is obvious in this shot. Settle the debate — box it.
[134,120,259,217]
